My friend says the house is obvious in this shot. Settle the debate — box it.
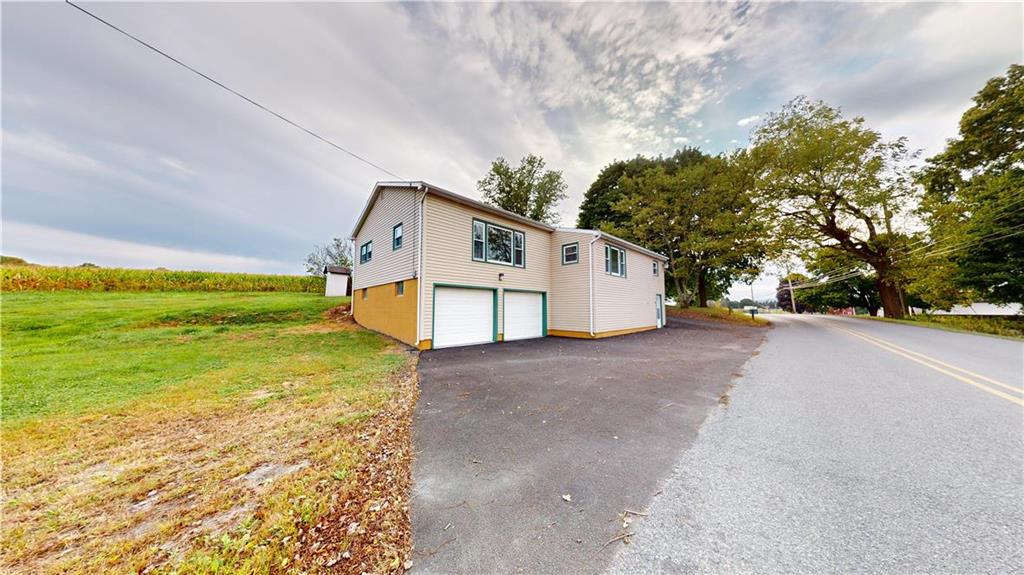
[349,181,668,350]
[323,265,351,296]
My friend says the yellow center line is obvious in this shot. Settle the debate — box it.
[839,325,1023,395]
[833,326,1024,407]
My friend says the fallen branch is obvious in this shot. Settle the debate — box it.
[600,532,634,550]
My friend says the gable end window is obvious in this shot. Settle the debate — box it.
[653,261,659,276]
[562,243,579,265]
[605,245,626,277]
[359,241,373,264]
[392,223,403,250]
[472,219,525,268]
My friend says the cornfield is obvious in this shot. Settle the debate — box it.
[1,265,325,293]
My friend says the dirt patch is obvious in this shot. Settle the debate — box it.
[144,310,304,328]
[325,303,352,322]
[232,461,310,488]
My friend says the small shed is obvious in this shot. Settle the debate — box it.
[323,265,351,296]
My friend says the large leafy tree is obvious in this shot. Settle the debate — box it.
[576,148,707,229]
[915,64,1024,305]
[612,154,766,307]
[477,154,568,224]
[796,248,881,316]
[750,97,917,318]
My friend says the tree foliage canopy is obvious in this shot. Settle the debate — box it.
[611,153,767,306]
[749,97,917,318]
[477,154,568,224]
[914,64,1024,306]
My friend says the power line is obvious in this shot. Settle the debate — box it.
[795,196,1024,284]
[792,222,1024,291]
[64,0,405,181]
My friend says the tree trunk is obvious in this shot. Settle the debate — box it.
[875,275,905,319]
[672,275,690,308]
[697,268,708,308]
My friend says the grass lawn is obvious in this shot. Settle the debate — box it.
[666,305,771,327]
[859,313,1024,340]
[1,291,416,574]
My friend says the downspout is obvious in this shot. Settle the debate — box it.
[588,232,600,336]
[348,236,356,317]
[414,186,427,346]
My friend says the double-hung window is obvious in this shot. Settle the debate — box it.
[472,219,524,268]
[359,241,373,264]
[392,223,403,250]
[605,245,626,277]
[562,243,579,265]
[653,261,659,276]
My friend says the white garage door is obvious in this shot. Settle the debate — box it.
[434,287,494,348]
[504,291,544,341]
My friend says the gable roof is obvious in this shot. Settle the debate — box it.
[350,181,555,238]
[323,265,350,275]
[556,228,669,261]
[349,181,667,261]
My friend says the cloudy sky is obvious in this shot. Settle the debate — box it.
[2,2,1021,298]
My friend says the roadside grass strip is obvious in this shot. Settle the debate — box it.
[833,324,1024,407]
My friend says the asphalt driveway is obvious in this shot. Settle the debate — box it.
[410,317,765,573]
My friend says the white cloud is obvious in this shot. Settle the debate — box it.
[1,221,295,273]
[736,115,761,127]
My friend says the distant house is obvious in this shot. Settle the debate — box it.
[323,265,351,297]
[911,302,1022,316]
[349,181,668,350]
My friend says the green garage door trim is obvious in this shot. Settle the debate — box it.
[502,288,547,337]
[431,283,499,345]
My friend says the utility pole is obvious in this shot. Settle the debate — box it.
[787,278,797,314]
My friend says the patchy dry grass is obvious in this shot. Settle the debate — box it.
[667,306,771,327]
[860,314,1024,340]
[1,292,416,574]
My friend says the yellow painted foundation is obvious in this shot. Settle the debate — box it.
[548,325,657,339]
[352,279,418,346]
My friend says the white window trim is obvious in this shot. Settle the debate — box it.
[605,244,626,277]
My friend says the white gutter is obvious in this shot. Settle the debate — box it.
[588,231,600,336]
[414,186,427,346]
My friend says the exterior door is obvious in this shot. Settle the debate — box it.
[504,291,544,341]
[433,287,493,348]
[656,294,664,328]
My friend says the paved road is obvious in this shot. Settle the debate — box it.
[411,318,764,574]
[609,315,1024,574]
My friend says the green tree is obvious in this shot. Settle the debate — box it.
[612,154,767,307]
[750,97,917,318]
[776,273,810,314]
[915,64,1024,306]
[797,249,881,316]
[477,154,568,224]
[576,148,707,229]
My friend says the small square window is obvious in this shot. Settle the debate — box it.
[562,243,579,265]
[395,281,405,296]
[393,223,403,250]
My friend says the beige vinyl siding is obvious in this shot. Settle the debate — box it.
[549,230,594,332]
[421,194,551,340]
[352,186,420,290]
[592,239,666,333]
